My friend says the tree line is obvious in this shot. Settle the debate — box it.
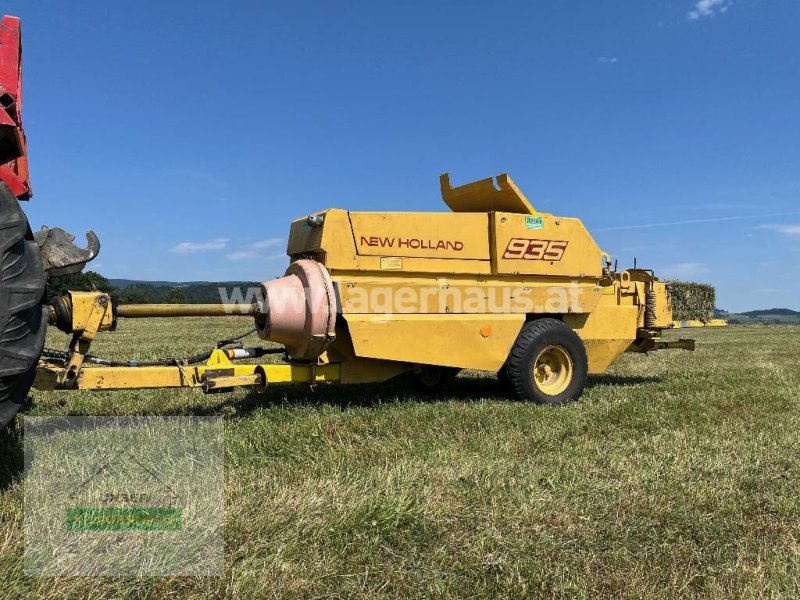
[46,271,258,305]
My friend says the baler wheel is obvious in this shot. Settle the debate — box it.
[411,366,460,394]
[506,318,587,405]
[0,184,47,427]
[497,364,509,387]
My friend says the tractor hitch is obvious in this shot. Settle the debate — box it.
[34,226,100,276]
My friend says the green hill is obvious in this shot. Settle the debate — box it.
[717,308,800,325]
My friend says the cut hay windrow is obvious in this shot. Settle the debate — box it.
[665,281,716,321]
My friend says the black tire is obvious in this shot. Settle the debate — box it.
[411,366,461,395]
[497,364,510,388]
[0,183,47,426]
[506,318,587,406]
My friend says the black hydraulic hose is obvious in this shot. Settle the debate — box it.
[215,327,257,348]
[86,352,214,367]
[41,327,284,368]
[41,348,69,362]
[41,347,212,367]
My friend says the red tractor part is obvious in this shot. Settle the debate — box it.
[0,15,31,200]
[0,15,99,277]
[0,15,98,428]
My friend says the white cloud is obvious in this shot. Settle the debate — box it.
[595,211,800,232]
[170,238,229,255]
[597,56,619,64]
[251,238,284,250]
[759,224,800,236]
[227,251,260,261]
[227,251,285,262]
[659,262,709,279]
[226,238,285,261]
[688,0,731,20]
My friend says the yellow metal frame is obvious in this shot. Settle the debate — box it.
[57,291,114,388]
[671,319,728,328]
[35,293,409,392]
[35,350,343,391]
[440,173,537,215]
[34,345,407,392]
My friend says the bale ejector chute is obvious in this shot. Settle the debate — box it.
[35,172,694,405]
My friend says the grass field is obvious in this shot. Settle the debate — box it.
[1,319,799,598]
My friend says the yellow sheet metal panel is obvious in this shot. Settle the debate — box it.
[287,208,363,266]
[336,278,602,315]
[338,358,408,384]
[349,211,490,260]
[333,256,493,275]
[69,291,114,333]
[492,213,603,279]
[564,299,640,373]
[440,173,537,215]
[649,281,674,328]
[345,313,524,371]
[581,338,635,374]
[287,218,316,256]
[288,210,494,274]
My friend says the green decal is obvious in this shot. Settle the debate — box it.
[66,508,182,531]
[525,216,544,230]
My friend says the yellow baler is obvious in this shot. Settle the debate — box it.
[269,173,688,403]
[36,173,692,405]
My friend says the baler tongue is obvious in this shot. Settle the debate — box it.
[440,172,536,215]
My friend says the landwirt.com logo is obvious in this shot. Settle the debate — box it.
[64,442,182,532]
[24,416,223,576]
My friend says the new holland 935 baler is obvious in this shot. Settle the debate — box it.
[34,173,694,406]
[1,14,693,416]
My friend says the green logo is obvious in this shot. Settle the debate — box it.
[525,216,544,229]
[66,508,182,531]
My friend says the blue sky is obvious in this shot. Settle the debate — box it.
[7,0,799,311]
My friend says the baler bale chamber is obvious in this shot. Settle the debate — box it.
[35,173,694,406]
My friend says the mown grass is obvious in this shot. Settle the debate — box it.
[1,320,799,598]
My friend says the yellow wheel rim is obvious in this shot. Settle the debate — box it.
[533,345,573,396]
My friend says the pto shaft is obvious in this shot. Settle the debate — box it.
[116,303,258,318]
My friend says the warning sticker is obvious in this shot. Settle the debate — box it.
[525,216,544,230]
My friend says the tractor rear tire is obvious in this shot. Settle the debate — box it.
[506,318,587,406]
[0,184,47,427]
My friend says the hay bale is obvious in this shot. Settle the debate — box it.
[665,281,716,321]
